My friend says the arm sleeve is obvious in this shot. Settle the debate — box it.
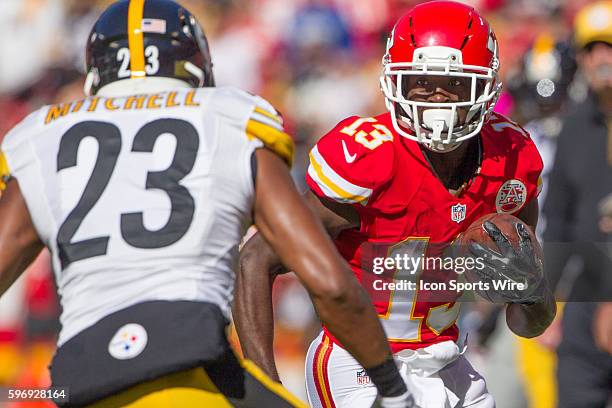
[306,116,394,205]
[489,113,543,209]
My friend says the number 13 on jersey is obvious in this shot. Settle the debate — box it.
[375,238,460,343]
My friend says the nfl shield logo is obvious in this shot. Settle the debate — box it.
[356,369,370,385]
[451,203,467,223]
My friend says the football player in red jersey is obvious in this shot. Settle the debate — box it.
[235,1,556,407]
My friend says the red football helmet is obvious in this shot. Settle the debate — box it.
[380,1,501,152]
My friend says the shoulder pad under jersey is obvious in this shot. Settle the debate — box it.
[246,94,294,166]
[214,87,294,166]
[0,110,42,191]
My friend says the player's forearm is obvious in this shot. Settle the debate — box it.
[303,260,407,398]
[234,234,282,382]
[310,277,393,369]
[261,220,394,370]
[257,203,394,369]
[506,288,556,338]
[0,251,38,296]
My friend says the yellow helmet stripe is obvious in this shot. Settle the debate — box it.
[128,0,146,78]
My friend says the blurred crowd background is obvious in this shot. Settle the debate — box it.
[0,0,610,407]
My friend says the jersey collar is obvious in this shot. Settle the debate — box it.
[96,78,193,97]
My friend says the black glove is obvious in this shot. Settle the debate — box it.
[469,221,545,304]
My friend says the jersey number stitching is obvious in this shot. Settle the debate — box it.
[380,238,460,342]
[340,117,393,150]
[56,119,199,268]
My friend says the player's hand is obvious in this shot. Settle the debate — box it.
[372,391,421,408]
[469,221,544,304]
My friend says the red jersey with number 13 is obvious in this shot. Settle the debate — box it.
[306,112,543,353]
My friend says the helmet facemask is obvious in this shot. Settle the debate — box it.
[381,45,501,153]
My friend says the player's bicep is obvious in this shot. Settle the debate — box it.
[0,179,44,296]
[253,148,322,252]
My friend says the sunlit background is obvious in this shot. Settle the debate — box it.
[0,0,602,406]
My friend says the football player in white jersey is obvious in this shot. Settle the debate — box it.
[0,1,412,407]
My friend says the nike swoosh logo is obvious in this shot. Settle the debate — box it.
[342,140,357,163]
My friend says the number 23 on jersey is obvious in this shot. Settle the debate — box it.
[56,119,198,268]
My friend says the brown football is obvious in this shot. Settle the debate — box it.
[455,213,543,302]
[457,213,541,256]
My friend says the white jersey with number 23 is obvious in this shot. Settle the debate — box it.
[0,86,291,346]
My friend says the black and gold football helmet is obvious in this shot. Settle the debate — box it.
[85,0,214,95]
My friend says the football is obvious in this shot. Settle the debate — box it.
[459,213,540,250]
[456,213,543,302]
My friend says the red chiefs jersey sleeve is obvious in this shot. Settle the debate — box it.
[306,116,395,205]
[486,113,544,211]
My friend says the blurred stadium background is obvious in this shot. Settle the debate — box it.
[0,0,603,407]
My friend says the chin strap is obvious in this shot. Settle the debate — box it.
[422,109,457,140]
[420,109,463,153]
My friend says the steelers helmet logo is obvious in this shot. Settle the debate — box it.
[108,323,148,360]
[496,179,527,214]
